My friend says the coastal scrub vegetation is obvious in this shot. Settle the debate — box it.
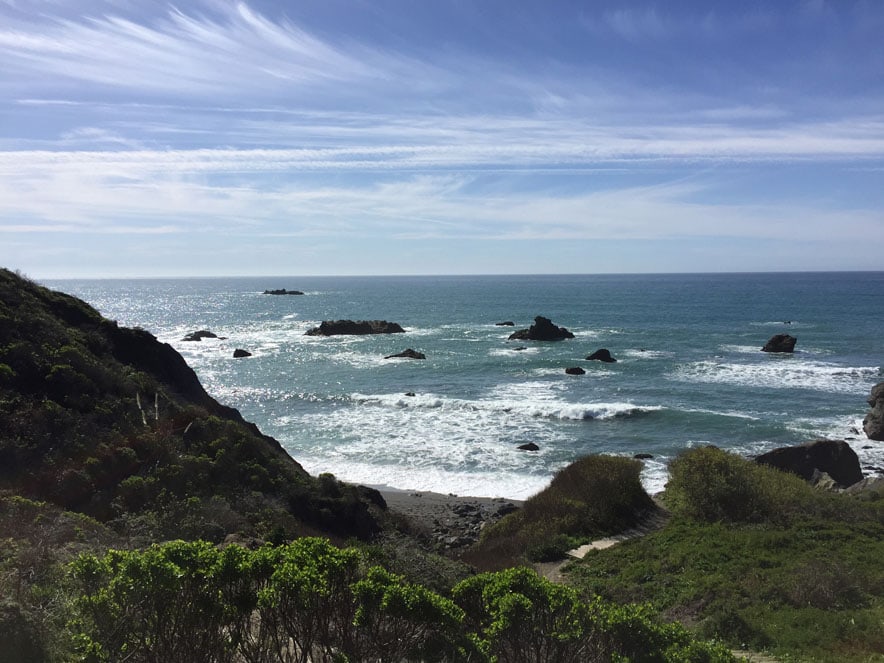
[467,454,657,566]
[65,538,732,663]
[567,447,884,662]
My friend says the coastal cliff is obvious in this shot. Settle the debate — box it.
[0,268,382,542]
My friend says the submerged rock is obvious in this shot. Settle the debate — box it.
[495,321,515,326]
[863,382,884,441]
[305,320,406,336]
[761,334,797,353]
[517,442,540,451]
[755,439,863,487]
[508,316,574,341]
[233,348,252,358]
[565,366,585,375]
[586,348,617,363]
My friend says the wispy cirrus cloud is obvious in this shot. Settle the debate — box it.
[0,2,429,99]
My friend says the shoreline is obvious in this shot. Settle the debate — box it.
[379,489,523,552]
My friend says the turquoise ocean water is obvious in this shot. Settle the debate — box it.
[47,272,884,499]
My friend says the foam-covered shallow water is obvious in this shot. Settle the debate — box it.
[47,273,884,499]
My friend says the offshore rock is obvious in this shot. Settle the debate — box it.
[305,320,406,336]
[755,439,863,487]
[495,321,515,326]
[517,442,540,451]
[182,330,218,342]
[508,316,574,341]
[761,334,797,353]
[233,348,252,358]
[586,348,617,363]
[263,288,304,295]
[863,382,884,441]
[565,366,585,375]
[385,348,426,359]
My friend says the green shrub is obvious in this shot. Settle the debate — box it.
[470,455,655,566]
[664,446,829,524]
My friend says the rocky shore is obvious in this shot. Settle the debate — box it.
[380,489,521,552]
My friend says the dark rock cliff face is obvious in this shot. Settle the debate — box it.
[0,268,382,541]
[864,382,884,441]
[755,439,863,487]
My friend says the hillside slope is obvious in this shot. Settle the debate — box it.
[0,268,382,542]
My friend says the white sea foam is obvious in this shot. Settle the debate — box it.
[672,359,880,394]
[621,349,673,360]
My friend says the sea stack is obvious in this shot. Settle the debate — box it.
[508,316,574,341]
[761,334,797,353]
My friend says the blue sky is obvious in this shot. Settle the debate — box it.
[1,0,882,277]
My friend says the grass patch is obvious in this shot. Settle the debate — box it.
[566,447,884,662]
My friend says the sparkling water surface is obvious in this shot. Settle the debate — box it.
[46,273,884,499]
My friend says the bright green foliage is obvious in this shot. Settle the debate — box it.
[69,539,731,663]
[69,538,475,663]
[453,566,600,662]
[70,540,235,663]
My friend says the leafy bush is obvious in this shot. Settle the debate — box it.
[469,455,655,566]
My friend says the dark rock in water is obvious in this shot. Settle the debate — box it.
[508,316,574,341]
[634,453,654,460]
[305,320,406,336]
[755,439,863,487]
[263,288,304,295]
[517,442,540,451]
[565,366,585,375]
[586,348,617,363]
[513,347,527,352]
[761,334,797,353]
[233,348,252,358]
[182,330,217,342]
[496,321,515,326]
[863,382,884,441]
[404,392,416,397]
[385,348,425,360]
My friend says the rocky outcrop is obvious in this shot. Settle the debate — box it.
[517,443,540,451]
[182,330,218,342]
[863,382,884,441]
[565,367,585,375]
[384,348,425,360]
[495,321,515,326]
[761,334,797,353]
[586,349,617,363]
[233,348,252,358]
[508,316,574,341]
[263,289,304,295]
[755,439,863,487]
[305,320,406,336]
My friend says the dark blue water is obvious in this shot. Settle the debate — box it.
[47,272,884,498]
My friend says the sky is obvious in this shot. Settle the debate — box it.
[1,0,883,278]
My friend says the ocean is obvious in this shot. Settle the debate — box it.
[45,272,884,499]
